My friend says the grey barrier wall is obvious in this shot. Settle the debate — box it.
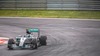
[0,0,47,9]
[47,0,79,10]
[0,0,100,10]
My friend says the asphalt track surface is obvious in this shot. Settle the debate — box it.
[0,18,100,56]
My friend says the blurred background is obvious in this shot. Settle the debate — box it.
[0,0,100,10]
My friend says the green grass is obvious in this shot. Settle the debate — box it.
[0,10,100,19]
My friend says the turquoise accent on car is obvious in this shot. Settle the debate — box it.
[28,28,39,32]
[16,37,20,42]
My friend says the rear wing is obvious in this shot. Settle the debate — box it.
[28,28,39,32]
[27,28,40,37]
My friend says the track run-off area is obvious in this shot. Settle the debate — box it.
[0,18,100,56]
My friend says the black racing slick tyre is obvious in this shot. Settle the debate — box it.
[31,39,38,49]
[7,39,15,50]
[39,36,47,46]
[34,43,38,49]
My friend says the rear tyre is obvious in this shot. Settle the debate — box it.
[8,39,15,50]
[39,36,47,46]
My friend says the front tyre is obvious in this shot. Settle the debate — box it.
[31,39,38,49]
[34,43,38,49]
[7,39,15,50]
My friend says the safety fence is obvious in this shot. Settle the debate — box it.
[0,0,100,10]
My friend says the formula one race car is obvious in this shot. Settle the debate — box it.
[7,28,47,50]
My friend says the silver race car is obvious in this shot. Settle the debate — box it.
[7,28,47,50]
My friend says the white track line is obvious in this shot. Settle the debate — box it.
[0,17,100,21]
